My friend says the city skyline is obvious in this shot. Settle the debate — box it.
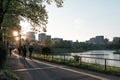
[21,0,120,42]
[45,0,120,42]
[25,32,119,42]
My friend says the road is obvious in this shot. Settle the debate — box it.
[6,53,120,80]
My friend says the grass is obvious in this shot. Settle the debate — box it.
[0,67,19,80]
[32,53,120,76]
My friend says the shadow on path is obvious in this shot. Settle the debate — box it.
[6,53,120,80]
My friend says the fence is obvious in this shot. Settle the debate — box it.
[45,54,120,70]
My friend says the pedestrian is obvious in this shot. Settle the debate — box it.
[28,45,34,59]
[22,45,27,59]
[18,46,22,55]
[8,44,13,56]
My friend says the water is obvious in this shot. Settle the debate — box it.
[71,50,120,67]
[71,50,120,59]
[54,50,120,67]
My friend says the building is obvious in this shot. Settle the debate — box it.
[38,33,52,42]
[26,32,35,41]
[95,36,105,45]
[86,36,106,45]
[38,33,46,42]
[113,37,120,43]
[46,35,51,40]
[52,38,63,42]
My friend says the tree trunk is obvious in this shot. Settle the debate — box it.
[0,0,11,42]
[0,0,4,42]
[0,13,4,42]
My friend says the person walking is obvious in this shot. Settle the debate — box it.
[18,46,22,55]
[22,45,27,59]
[28,45,34,59]
[8,44,13,56]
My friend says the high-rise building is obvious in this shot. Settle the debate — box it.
[113,37,120,43]
[95,36,105,44]
[38,33,52,42]
[38,33,46,42]
[26,32,35,41]
[86,36,106,45]
[46,35,51,40]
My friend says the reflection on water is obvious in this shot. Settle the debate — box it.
[54,50,120,67]
[71,50,117,59]
[70,50,120,67]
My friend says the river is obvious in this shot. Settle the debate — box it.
[71,50,120,59]
[70,50,120,67]
[55,50,120,67]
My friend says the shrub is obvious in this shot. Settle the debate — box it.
[73,55,79,62]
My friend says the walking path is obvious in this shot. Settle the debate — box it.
[6,53,120,80]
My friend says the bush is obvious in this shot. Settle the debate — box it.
[0,42,8,69]
[42,47,52,55]
[73,55,79,62]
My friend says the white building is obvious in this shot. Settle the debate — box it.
[26,32,35,41]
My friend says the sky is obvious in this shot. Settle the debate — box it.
[21,0,120,42]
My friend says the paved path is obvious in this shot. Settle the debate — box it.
[6,53,120,80]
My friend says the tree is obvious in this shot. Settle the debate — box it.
[2,14,21,44]
[42,39,54,47]
[53,40,73,48]
[0,0,63,42]
[0,0,63,68]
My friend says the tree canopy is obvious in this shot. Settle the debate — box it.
[0,0,63,42]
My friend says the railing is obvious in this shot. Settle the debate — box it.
[78,56,120,70]
[46,54,120,70]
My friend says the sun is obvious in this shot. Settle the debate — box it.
[13,31,19,36]
[20,20,33,39]
[20,20,32,34]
